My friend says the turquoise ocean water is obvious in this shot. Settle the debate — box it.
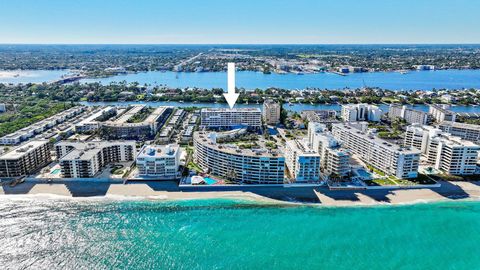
[1,198,480,269]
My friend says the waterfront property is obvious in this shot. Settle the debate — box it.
[55,141,136,178]
[405,124,480,175]
[200,108,262,129]
[101,106,173,140]
[332,123,420,179]
[75,106,117,133]
[285,139,321,182]
[308,123,350,178]
[0,140,51,178]
[136,144,181,179]
[341,104,381,122]
[193,131,285,184]
[388,104,431,125]
[429,104,456,122]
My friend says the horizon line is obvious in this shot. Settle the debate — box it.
[1,43,480,46]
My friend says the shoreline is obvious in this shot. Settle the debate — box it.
[2,180,480,207]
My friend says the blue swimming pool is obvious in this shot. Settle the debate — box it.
[204,177,217,185]
[356,169,373,180]
[51,169,61,174]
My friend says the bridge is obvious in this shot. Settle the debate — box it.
[50,75,86,84]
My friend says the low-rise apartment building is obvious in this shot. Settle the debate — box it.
[301,110,338,123]
[101,106,172,139]
[75,106,117,133]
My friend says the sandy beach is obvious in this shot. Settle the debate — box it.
[1,180,480,206]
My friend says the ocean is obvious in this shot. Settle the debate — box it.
[1,198,479,269]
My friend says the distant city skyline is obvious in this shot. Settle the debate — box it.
[1,0,479,44]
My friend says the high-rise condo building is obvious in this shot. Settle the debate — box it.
[285,139,321,182]
[429,104,456,122]
[136,144,181,179]
[193,131,285,184]
[438,121,480,143]
[262,99,281,125]
[200,108,262,129]
[56,141,136,178]
[404,124,480,175]
[388,104,431,125]
[332,123,420,179]
[308,122,350,178]
[0,140,51,177]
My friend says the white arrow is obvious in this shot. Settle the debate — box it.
[223,62,239,109]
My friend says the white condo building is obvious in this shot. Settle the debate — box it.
[200,108,262,129]
[136,144,181,179]
[405,124,480,175]
[332,123,420,179]
[341,104,381,122]
[429,104,456,122]
[193,131,285,184]
[438,121,480,143]
[56,141,136,178]
[285,139,321,182]
[388,104,431,125]
[308,122,350,178]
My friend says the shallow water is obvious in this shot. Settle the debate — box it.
[1,198,479,269]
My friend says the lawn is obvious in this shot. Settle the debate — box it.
[391,174,437,185]
[364,178,397,186]
[366,165,385,176]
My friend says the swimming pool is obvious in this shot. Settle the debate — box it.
[355,169,373,180]
[204,177,217,185]
[51,169,61,174]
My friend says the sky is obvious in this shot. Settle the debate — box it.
[0,0,479,44]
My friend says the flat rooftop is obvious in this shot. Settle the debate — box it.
[440,121,480,131]
[201,108,261,113]
[333,123,420,155]
[0,140,48,160]
[113,105,145,124]
[137,144,179,158]
[194,131,284,158]
[61,148,101,161]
